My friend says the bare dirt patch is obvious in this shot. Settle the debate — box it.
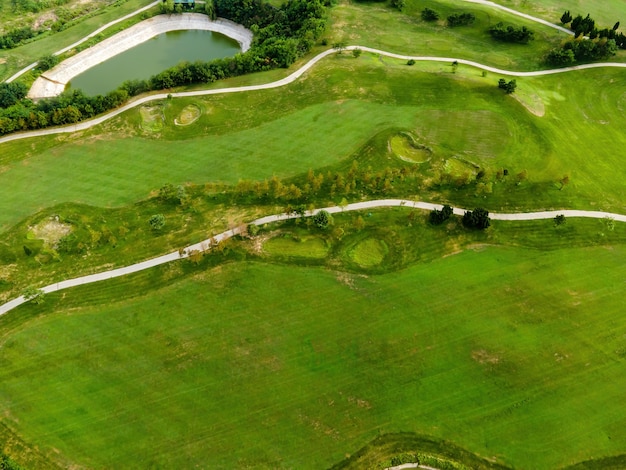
[30,217,72,249]
[472,349,500,365]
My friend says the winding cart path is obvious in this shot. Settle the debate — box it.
[1,199,624,316]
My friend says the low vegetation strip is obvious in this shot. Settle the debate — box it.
[1,199,624,316]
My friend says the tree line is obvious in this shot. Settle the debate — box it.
[0,0,327,136]
[547,11,625,65]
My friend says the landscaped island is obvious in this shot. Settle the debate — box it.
[1,0,626,468]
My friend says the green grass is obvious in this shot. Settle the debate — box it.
[263,233,329,259]
[347,237,388,267]
[488,0,626,30]
[328,0,586,71]
[1,236,625,469]
[2,56,626,232]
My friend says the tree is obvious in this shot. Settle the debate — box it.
[407,59,415,66]
[613,21,620,31]
[447,12,475,27]
[560,10,572,24]
[36,54,59,72]
[313,209,332,229]
[421,8,439,21]
[429,204,453,225]
[22,285,45,304]
[352,47,362,58]
[554,214,566,226]
[390,0,405,11]
[332,41,347,53]
[498,78,516,93]
[149,214,166,230]
[462,208,490,229]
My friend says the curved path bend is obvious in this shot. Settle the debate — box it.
[2,45,626,144]
[1,199,624,316]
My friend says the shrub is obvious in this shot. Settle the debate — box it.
[447,13,475,27]
[429,204,453,225]
[149,214,166,230]
[421,8,440,21]
[462,208,490,229]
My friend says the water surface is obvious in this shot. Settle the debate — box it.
[69,29,240,96]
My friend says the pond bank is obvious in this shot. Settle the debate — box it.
[28,13,252,99]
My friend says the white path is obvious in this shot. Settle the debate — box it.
[1,199,624,317]
[3,44,626,145]
[4,1,161,84]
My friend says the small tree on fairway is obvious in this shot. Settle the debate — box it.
[462,208,490,230]
[352,48,362,58]
[429,204,453,225]
[554,214,566,226]
[149,214,165,230]
[313,210,332,229]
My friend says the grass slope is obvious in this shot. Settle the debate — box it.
[1,241,625,469]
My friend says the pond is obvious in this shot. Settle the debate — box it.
[68,29,241,96]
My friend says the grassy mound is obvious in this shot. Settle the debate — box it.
[348,237,388,267]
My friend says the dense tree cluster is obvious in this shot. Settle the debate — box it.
[429,204,453,225]
[0,0,327,136]
[0,82,28,108]
[546,10,621,65]
[497,78,517,94]
[447,13,475,27]
[489,22,534,44]
[0,26,36,49]
[462,208,490,230]
[545,37,617,65]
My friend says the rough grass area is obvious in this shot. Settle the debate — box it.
[348,238,388,267]
[139,105,164,132]
[488,0,626,29]
[1,241,625,469]
[263,234,328,259]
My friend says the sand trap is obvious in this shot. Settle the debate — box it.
[28,14,252,99]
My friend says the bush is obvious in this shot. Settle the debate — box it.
[36,54,60,72]
[447,13,475,27]
[489,22,534,43]
[429,204,453,225]
[149,214,166,230]
[421,8,439,21]
[462,208,490,230]
[313,210,332,229]
[407,59,415,65]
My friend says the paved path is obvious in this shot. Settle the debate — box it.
[1,199,624,317]
[3,44,626,145]
[4,1,160,84]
